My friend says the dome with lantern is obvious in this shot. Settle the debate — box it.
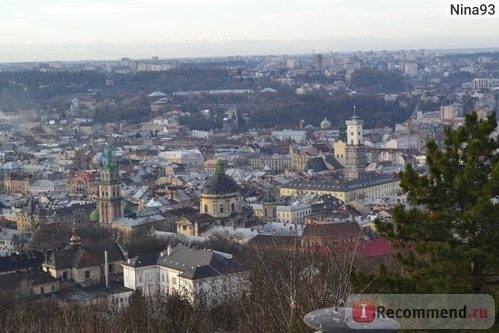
[200,160,242,218]
[320,117,332,129]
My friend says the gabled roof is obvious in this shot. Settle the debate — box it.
[72,250,100,268]
[44,243,125,269]
[0,251,44,274]
[324,154,344,170]
[158,245,246,280]
[306,157,328,172]
[0,271,58,291]
[126,252,160,268]
[46,249,74,269]
[124,244,246,280]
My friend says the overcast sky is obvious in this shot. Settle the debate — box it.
[1,0,498,62]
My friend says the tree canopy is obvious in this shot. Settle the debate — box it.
[357,111,499,296]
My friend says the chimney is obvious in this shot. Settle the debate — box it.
[104,250,109,289]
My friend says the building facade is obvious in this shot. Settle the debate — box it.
[42,234,125,284]
[158,149,204,167]
[279,174,400,203]
[17,201,96,231]
[68,171,99,197]
[122,244,248,305]
[29,179,67,196]
[4,174,29,194]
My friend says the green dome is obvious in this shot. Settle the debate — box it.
[89,209,100,222]
[320,118,331,129]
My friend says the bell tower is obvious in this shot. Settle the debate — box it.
[344,105,367,180]
[98,148,124,224]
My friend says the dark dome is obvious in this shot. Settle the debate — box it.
[202,174,239,195]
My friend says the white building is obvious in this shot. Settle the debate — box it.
[251,203,312,225]
[191,130,213,139]
[404,63,418,77]
[158,149,204,167]
[0,228,31,256]
[276,204,312,224]
[29,179,67,196]
[384,135,422,150]
[472,78,492,90]
[271,130,307,143]
[122,244,248,305]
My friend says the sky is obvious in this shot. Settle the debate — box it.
[1,0,498,62]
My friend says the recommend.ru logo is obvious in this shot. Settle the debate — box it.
[346,294,495,330]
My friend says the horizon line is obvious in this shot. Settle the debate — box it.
[1,46,499,65]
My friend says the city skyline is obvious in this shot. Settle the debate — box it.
[1,0,499,62]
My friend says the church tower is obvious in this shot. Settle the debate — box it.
[261,192,277,222]
[200,160,241,218]
[344,105,367,180]
[98,148,124,224]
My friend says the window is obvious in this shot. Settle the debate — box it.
[204,204,208,213]
[51,285,55,292]
[139,274,142,283]
[219,204,224,213]
[85,270,90,279]
[40,287,44,294]
[63,271,68,280]
[231,203,235,212]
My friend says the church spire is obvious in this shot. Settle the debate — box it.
[103,147,117,171]
[215,160,225,175]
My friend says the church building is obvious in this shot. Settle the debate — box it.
[89,148,124,225]
[176,160,252,236]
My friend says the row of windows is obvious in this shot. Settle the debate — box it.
[203,203,237,214]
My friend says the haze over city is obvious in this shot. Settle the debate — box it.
[1,0,499,62]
